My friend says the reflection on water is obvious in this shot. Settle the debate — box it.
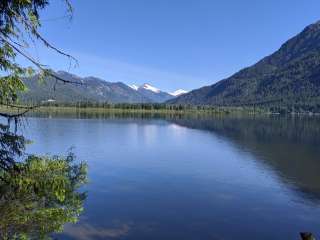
[0,122,88,239]
[19,112,320,239]
[170,116,320,202]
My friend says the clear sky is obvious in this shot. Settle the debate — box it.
[23,0,320,92]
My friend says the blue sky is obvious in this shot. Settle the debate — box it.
[22,0,320,92]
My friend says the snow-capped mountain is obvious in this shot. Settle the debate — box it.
[129,83,161,93]
[141,83,161,93]
[129,84,139,91]
[170,89,188,97]
[21,71,151,103]
[21,71,188,104]
[128,83,187,103]
[137,83,172,102]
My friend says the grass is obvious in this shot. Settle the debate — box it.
[27,105,269,115]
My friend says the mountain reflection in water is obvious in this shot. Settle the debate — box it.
[170,116,320,203]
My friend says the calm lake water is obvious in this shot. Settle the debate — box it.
[22,113,320,240]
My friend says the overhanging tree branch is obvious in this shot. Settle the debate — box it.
[0,36,83,85]
[0,104,39,119]
[15,13,78,65]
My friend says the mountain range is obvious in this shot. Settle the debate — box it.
[168,20,320,111]
[21,20,320,110]
[20,71,187,104]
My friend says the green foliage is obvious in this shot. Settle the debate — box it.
[0,152,88,240]
[0,0,72,105]
[0,123,26,171]
[1,0,45,103]
[0,3,88,239]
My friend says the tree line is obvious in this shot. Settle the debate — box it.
[33,101,320,114]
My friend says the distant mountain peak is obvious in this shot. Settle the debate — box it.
[129,84,139,91]
[305,19,320,30]
[128,83,187,97]
[170,89,188,97]
[56,70,82,79]
[126,83,181,102]
[141,83,161,93]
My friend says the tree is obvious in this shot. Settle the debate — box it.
[0,0,80,119]
[0,152,88,240]
[0,1,88,239]
[0,122,26,172]
[0,120,88,240]
[0,0,83,170]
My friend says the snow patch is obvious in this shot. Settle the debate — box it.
[170,89,188,96]
[129,84,139,90]
[141,83,161,93]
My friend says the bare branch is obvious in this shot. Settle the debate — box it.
[32,29,78,66]
[0,36,83,85]
[0,103,37,110]
[41,15,72,22]
[12,11,78,66]
[0,104,39,119]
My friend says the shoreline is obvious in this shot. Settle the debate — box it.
[1,105,319,117]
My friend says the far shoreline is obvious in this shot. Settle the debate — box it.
[1,105,319,117]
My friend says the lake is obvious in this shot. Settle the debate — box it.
[22,113,320,240]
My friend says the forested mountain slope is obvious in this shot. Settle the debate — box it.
[168,21,320,111]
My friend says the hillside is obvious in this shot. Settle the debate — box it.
[168,21,320,111]
[20,72,178,104]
